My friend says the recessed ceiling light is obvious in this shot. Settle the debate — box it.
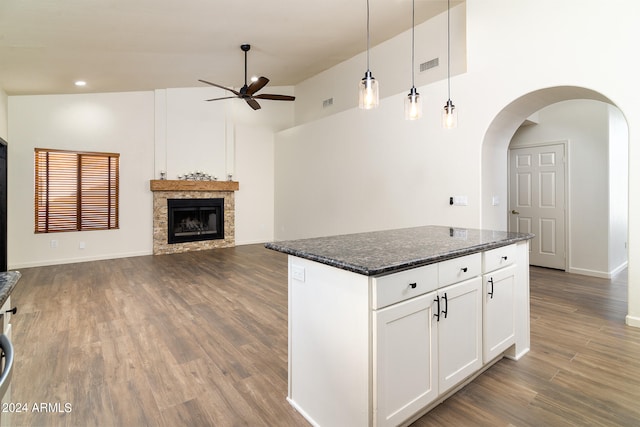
[75,80,87,87]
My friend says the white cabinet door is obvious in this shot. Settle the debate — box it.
[374,291,438,427]
[437,277,482,394]
[483,265,517,362]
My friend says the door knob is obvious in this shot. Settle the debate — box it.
[511,210,520,215]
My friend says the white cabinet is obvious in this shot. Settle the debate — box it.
[374,292,438,427]
[286,241,530,427]
[373,273,482,426]
[483,265,517,362]
[436,277,483,394]
[482,244,518,363]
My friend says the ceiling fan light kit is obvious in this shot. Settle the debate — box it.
[199,44,295,110]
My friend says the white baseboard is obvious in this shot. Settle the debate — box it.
[626,315,640,329]
[567,267,611,279]
[609,261,629,277]
[8,250,153,270]
[567,260,628,279]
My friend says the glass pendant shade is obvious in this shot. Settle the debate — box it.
[442,99,458,129]
[405,87,422,120]
[359,70,379,110]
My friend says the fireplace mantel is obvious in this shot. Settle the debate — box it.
[150,180,239,192]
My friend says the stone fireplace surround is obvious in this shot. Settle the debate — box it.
[150,180,239,255]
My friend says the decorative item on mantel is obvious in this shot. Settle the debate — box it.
[176,171,218,181]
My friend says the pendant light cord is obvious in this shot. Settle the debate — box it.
[411,0,415,88]
[447,0,451,100]
[366,0,371,71]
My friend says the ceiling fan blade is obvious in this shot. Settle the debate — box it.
[205,96,239,102]
[253,94,296,101]
[245,98,262,110]
[198,79,240,96]
[245,77,269,96]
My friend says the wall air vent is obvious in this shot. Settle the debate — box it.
[322,98,334,108]
[420,58,439,72]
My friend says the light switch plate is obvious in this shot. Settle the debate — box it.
[453,195,468,206]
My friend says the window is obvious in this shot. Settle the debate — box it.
[34,148,119,233]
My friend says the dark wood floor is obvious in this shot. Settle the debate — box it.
[9,245,640,426]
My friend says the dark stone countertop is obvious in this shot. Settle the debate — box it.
[0,271,21,308]
[265,225,534,276]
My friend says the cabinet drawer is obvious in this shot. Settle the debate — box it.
[372,263,438,309]
[438,253,481,287]
[483,244,516,273]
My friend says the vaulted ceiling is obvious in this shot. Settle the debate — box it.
[0,0,463,95]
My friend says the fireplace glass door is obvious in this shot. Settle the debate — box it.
[167,198,224,244]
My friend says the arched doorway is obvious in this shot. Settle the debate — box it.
[480,85,633,323]
[509,99,628,277]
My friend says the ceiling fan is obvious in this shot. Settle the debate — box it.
[199,44,295,110]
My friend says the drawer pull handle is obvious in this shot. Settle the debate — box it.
[502,256,508,261]
[409,282,417,289]
[461,267,468,273]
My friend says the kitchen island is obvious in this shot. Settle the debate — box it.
[266,226,534,427]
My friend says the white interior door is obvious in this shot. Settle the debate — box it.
[509,143,566,269]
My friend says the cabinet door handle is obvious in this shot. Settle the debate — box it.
[434,295,440,321]
[461,267,468,273]
[5,307,16,315]
[501,256,508,261]
[488,278,494,299]
[442,293,448,319]
[409,282,417,289]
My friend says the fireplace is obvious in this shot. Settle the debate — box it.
[167,198,224,244]
[150,180,238,255]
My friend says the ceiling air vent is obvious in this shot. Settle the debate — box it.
[420,58,439,72]
[323,98,334,108]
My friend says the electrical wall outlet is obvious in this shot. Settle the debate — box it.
[79,241,86,249]
[50,240,58,248]
[292,265,305,282]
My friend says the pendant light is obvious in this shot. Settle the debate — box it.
[359,0,379,109]
[442,0,457,128]
[404,0,422,120]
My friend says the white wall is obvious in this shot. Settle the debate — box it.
[510,100,627,278]
[609,105,629,274]
[275,95,479,240]
[294,4,466,126]
[8,85,293,267]
[8,92,155,268]
[153,86,294,245]
[273,0,640,326]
